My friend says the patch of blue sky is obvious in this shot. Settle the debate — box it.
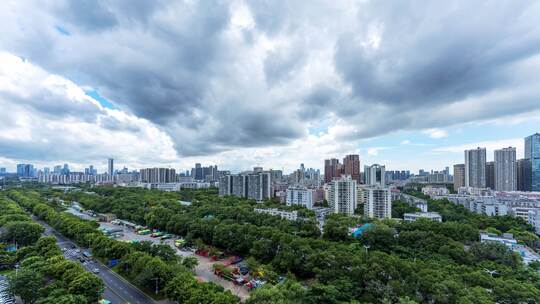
[308,125,328,135]
[85,90,116,109]
[55,25,70,36]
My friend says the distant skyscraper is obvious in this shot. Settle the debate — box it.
[517,158,532,191]
[191,163,203,180]
[324,158,342,183]
[108,158,114,175]
[465,147,486,188]
[525,133,540,191]
[343,154,361,183]
[453,164,465,190]
[364,164,386,187]
[0,168,6,174]
[485,161,495,190]
[494,147,517,191]
[16,164,34,178]
[53,165,62,174]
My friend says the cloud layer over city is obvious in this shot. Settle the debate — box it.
[1,0,540,172]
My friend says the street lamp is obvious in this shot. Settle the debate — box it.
[363,244,371,254]
[484,268,498,277]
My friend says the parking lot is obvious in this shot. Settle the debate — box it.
[98,221,250,300]
[0,275,15,304]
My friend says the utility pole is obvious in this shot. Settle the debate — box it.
[151,277,159,294]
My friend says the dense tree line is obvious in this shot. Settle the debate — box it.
[10,237,104,304]
[0,195,103,303]
[34,186,540,303]
[7,190,239,303]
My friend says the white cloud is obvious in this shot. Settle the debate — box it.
[367,147,385,156]
[0,52,180,171]
[423,128,449,139]
[401,140,410,145]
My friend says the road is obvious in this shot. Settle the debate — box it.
[33,216,158,304]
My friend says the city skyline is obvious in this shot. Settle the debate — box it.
[0,132,537,175]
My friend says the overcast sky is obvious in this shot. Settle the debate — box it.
[1,0,540,174]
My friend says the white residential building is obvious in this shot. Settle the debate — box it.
[219,170,272,201]
[327,175,358,215]
[286,186,314,210]
[494,147,517,191]
[362,186,392,219]
[465,147,487,188]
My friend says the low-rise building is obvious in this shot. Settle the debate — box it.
[313,207,333,219]
[471,200,508,216]
[511,207,537,222]
[400,193,428,212]
[480,232,540,264]
[254,208,298,221]
[528,209,540,235]
[458,187,494,196]
[422,186,449,197]
[403,212,442,222]
[480,232,518,247]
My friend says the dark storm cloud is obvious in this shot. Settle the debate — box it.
[334,1,540,107]
[0,90,100,123]
[49,0,305,155]
[299,85,339,120]
[264,45,306,86]
[61,0,118,31]
[2,0,540,161]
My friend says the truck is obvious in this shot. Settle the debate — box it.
[213,264,234,282]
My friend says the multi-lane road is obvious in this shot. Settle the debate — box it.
[33,216,158,304]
